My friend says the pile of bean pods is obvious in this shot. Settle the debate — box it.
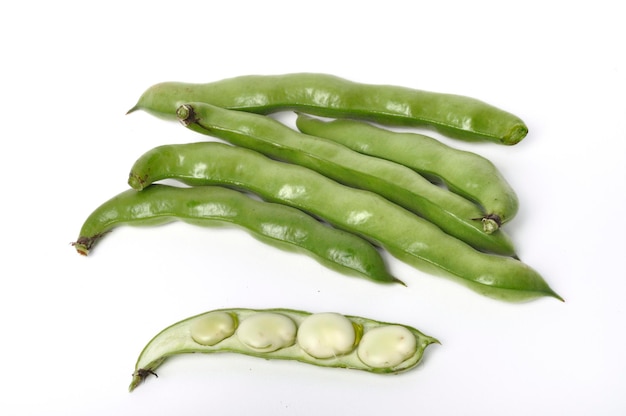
[72,73,563,389]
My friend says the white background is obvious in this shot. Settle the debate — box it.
[2,1,625,415]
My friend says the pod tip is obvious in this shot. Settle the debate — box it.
[552,291,565,303]
[394,277,407,287]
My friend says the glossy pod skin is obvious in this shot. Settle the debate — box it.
[296,115,519,231]
[175,102,516,256]
[127,73,528,145]
[129,307,439,391]
[128,142,562,302]
[72,184,398,285]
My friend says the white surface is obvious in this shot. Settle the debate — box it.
[2,1,625,415]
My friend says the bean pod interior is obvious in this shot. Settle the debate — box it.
[129,308,439,391]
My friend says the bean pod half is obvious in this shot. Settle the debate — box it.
[129,307,439,391]
[127,73,528,145]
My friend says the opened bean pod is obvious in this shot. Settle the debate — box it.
[175,102,516,255]
[127,73,527,144]
[296,115,519,232]
[128,141,562,302]
[129,307,439,391]
[72,184,398,285]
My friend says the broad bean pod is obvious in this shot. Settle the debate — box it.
[129,307,439,391]
[127,73,528,145]
[296,115,519,231]
[175,102,516,256]
[128,142,562,302]
[72,184,398,285]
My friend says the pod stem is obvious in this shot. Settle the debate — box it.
[176,104,198,126]
[70,232,109,256]
[129,368,158,392]
[471,214,502,234]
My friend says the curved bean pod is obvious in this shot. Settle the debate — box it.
[129,307,439,391]
[128,142,562,302]
[296,115,519,231]
[175,102,516,255]
[72,184,398,284]
[127,73,528,145]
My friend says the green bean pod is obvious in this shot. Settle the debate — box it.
[129,307,439,391]
[72,184,398,285]
[296,115,519,231]
[127,73,528,145]
[175,102,516,255]
[128,142,562,302]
